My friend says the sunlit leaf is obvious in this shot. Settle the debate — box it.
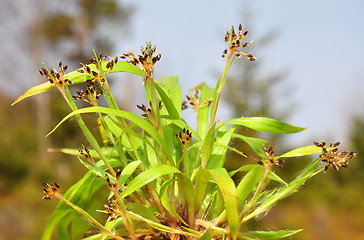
[122,165,181,198]
[12,61,144,106]
[224,117,306,134]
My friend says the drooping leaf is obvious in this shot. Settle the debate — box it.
[275,145,322,159]
[232,134,269,160]
[12,61,145,106]
[122,165,181,198]
[224,117,306,134]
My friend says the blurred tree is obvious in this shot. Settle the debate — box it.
[0,1,133,239]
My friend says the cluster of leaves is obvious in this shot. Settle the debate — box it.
[13,25,356,240]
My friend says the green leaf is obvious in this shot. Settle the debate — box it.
[236,165,263,205]
[275,145,322,159]
[160,180,187,225]
[224,117,306,134]
[232,134,270,160]
[267,171,288,186]
[12,61,144,106]
[194,83,215,138]
[241,159,321,223]
[239,229,302,240]
[194,169,212,216]
[155,77,181,119]
[200,124,216,168]
[118,160,142,185]
[207,125,236,168]
[178,174,195,227]
[41,172,105,240]
[197,228,212,240]
[208,168,239,240]
[161,115,202,142]
[121,165,181,198]
[128,203,160,223]
[47,106,171,158]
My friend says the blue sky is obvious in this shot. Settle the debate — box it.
[120,0,364,146]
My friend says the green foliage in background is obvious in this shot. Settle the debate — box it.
[13,25,356,240]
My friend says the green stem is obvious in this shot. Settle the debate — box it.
[242,164,270,217]
[209,51,235,129]
[112,189,137,240]
[64,85,116,176]
[57,194,124,240]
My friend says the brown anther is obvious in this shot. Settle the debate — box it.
[175,128,192,148]
[121,42,161,82]
[261,145,283,167]
[315,141,357,171]
[42,183,60,200]
[222,25,256,61]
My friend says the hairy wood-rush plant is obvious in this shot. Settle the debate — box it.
[13,25,356,240]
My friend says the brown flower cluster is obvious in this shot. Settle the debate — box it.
[314,141,357,171]
[137,102,163,118]
[42,183,61,200]
[121,42,161,82]
[72,84,103,105]
[175,128,192,148]
[258,145,284,168]
[39,61,72,86]
[222,24,256,61]
[78,145,95,165]
[181,90,211,110]
[104,200,123,221]
[78,53,118,85]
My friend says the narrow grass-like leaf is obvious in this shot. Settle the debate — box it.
[223,117,306,134]
[207,125,236,168]
[118,160,142,185]
[46,106,171,159]
[275,145,322,159]
[193,83,215,138]
[267,171,288,186]
[197,228,212,240]
[160,180,187,225]
[178,174,195,227]
[194,169,212,216]
[207,169,239,240]
[48,147,119,159]
[236,165,263,205]
[232,134,269,160]
[161,115,202,142]
[128,203,160,224]
[127,211,199,238]
[41,172,104,240]
[200,124,215,168]
[155,77,181,119]
[239,229,303,240]
[242,159,321,222]
[12,61,144,106]
[122,165,181,198]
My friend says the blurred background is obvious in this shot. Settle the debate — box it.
[1,0,364,239]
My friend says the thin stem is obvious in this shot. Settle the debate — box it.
[57,194,124,240]
[112,188,137,240]
[209,47,235,129]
